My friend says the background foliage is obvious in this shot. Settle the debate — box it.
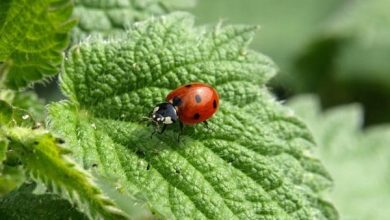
[288,95,390,220]
[191,0,390,125]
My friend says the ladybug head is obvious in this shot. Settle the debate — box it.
[150,103,178,125]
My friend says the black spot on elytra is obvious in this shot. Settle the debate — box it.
[193,113,200,119]
[213,100,217,109]
[185,84,192,88]
[146,164,150,170]
[172,96,182,106]
[92,163,98,168]
[195,95,202,103]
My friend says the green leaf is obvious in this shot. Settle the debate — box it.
[288,95,390,220]
[0,0,76,89]
[5,127,128,219]
[0,99,31,195]
[0,165,25,196]
[0,100,12,124]
[49,12,336,219]
[9,92,46,122]
[0,182,88,220]
[0,98,35,128]
[0,99,127,218]
[0,90,46,122]
[0,135,25,196]
[95,174,163,219]
[161,0,197,8]
[72,0,196,42]
[0,137,7,164]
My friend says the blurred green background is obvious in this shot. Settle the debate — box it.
[190,0,390,125]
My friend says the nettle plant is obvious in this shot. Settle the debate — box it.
[0,1,337,219]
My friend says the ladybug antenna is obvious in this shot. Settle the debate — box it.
[138,116,153,125]
[141,116,152,121]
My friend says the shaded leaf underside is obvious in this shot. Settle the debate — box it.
[0,183,88,220]
[49,12,336,219]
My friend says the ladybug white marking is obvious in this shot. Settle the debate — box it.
[164,116,173,124]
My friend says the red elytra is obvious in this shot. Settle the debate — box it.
[166,83,219,125]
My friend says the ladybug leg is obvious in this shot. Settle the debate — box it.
[139,115,151,124]
[144,111,153,124]
[177,121,184,142]
[159,124,167,134]
[150,123,159,139]
[202,120,213,133]
[151,128,157,138]
[151,129,156,139]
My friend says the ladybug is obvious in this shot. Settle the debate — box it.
[149,82,219,137]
